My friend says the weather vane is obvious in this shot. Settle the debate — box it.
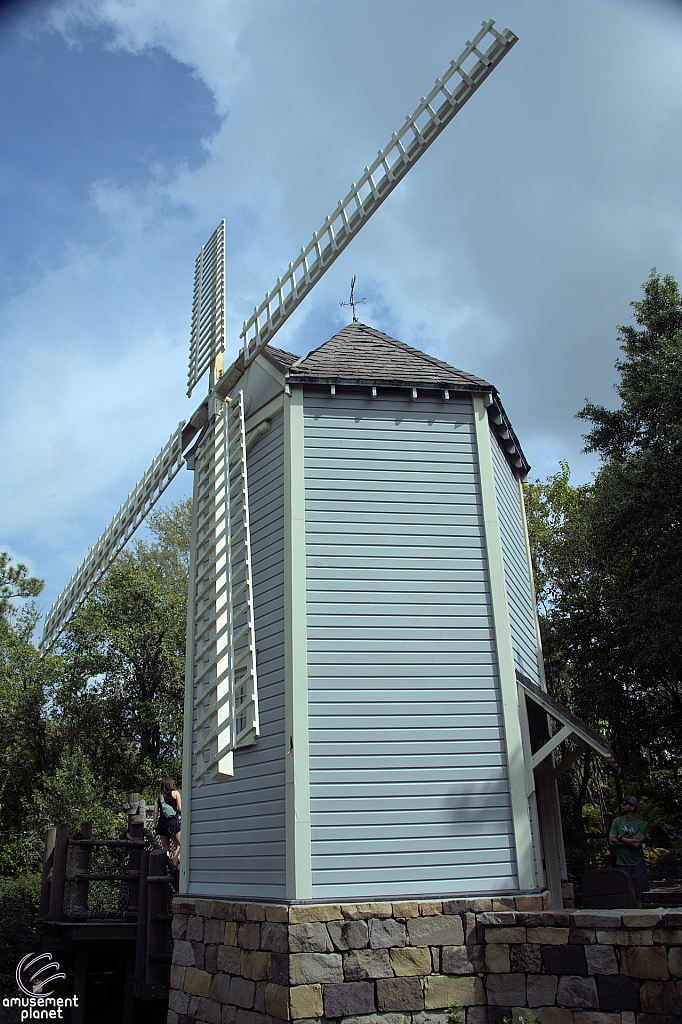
[340,276,366,323]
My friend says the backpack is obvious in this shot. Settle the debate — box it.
[159,793,177,819]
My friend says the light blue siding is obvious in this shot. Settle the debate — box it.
[188,410,287,898]
[489,430,541,685]
[304,388,516,899]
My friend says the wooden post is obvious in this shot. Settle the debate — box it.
[39,827,56,920]
[126,819,144,916]
[134,848,149,993]
[48,823,69,922]
[73,821,92,917]
[146,850,169,987]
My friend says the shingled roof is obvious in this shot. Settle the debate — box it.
[278,322,493,391]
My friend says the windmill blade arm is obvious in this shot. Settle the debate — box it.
[41,422,186,652]
[215,19,516,398]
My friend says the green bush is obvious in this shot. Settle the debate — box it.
[0,874,41,994]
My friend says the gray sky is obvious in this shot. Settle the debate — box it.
[2,0,682,616]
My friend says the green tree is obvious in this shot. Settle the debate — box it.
[0,553,42,619]
[56,499,190,794]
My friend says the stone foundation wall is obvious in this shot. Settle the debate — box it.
[168,895,682,1024]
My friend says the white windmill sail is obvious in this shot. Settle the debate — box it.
[41,423,186,651]
[190,391,258,784]
[187,219,226,398]
[215,18,517,398]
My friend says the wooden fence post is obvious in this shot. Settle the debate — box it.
[48,823,69,922]
[73,821,92,917]
[39,827,56,919]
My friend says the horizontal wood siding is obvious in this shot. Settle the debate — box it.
[188,411,286,897]
[303,388,515,899]
[489,430,541,685]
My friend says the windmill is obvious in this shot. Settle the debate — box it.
[42,17,519,782]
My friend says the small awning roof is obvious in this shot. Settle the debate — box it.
[517,671,620,773]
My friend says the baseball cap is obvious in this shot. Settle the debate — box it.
[622,796,638,809]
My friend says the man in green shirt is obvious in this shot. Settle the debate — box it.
[609,795,648,908]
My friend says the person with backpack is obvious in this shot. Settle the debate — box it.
[154,777,181,868]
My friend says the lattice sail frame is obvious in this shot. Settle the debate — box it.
[187,219,226,398]
[41,423,186,651]
[191,391,258,786]
[226,19,516,386]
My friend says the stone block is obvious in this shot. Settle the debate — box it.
[272,952,289,987]
[233,1011,271,1024]
[368,918,405,949]
[209,900,234,921]
[478,913,517,926]
[289,952,344,985]
[595,974,638,1011]
[464,1010,488,1024]
[413,1013,448,1024]
[290,984,323,1020]
[392,901,420,920]
[191,940,205,969]
[342,903,393,920]
[205,944,220,974]
[653,928,682,945]
[174,898,196,915]
[289,922,333,953]
[620,944,669,979]
[572,912,623,930]
[635,1016,681,1024]
[389,946,432,976]
[639,980,682,1015]
[183,967,211,997]
[231,903,248,922]
[486,1010,512,1024]
[527,973,558,1008]
[377,976,425,1012]
[509,943,542,973]
[169,989,190,1014]
[266,906,289,923]
[491,898,516,911]
[224,921,238,946]
[195,899,214,917]
[419,902,443,916]
[265,983,290,1021]
[515,896,545,912]
[485,944,510,973]
[572,1014,621,1024]
[431,947,440,973]
[170,963,186,989]
[621,910,661,928]
[407,916,464,947]
[217,945,241,974]
[172,915,188,940]
[325,982,376,1017]
[261,922,288,953]
[189,995,222,1024]
[254,983,267,1015]
[463,913,478,945]
[556,976,598,1009]
[485,974,526,1007]
[329,920,370,950]
[441,944,484,975]
[517,913,571,927]
[229,976,256,1009]
[526,927,570,945]
[424,977,485,1009]
[187,916,205,942]
[173,941,196,967]
[246,904,266,922]
[241,950,272,981]
[668,946,682,976]
[570,929,597,945]
[341,1016,408,1024]
[596,928,653,946]
[661,911,682,926]
[585,944,618,975]
[167,1010,178,1024]
[205,919,226,943]
[485,927,526,944]
[344,948,393,979]
[239,922,261,950]
[210,973,232,1004]
[289,905,343,923]
[521,1011,572,1024]
[542,943,587,975]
